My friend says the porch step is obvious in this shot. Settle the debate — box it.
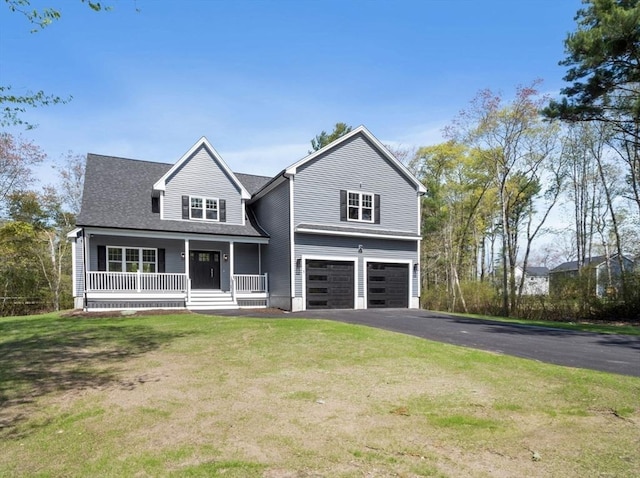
[186,290,238,310]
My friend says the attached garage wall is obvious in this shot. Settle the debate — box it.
[295,233,419,309]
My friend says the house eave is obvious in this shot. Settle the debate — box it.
[295,225,421,241]
[81,226,269,244]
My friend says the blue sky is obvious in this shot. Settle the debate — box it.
[1,0,583,179]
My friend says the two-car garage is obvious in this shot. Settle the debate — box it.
[304,259,410,310]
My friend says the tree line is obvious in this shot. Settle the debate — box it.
[0,134,84,315]
[1,0,638,319]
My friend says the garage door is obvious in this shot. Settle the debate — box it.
[306,260,354,309]
[367,262,409,308]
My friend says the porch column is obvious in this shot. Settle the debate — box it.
[84,232,91,292]
[184,239,190,301]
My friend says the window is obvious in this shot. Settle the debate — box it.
[190,196,218,221]
[347,191,374,223]
[107,247,156,273]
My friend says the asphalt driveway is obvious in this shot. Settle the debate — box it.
[208,308,640,377]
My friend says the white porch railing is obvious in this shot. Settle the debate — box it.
[232,274,268,293]
[87,271,187,292]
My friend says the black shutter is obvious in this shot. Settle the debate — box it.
[219,199,226,222]
[152,196,160,213]
[97,245,106,271]
[158,248,165,273]
[182,196,189,219]
[374,194,381,224]
[340,190,347,221]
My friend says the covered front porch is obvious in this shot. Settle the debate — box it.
[73,228,269,311]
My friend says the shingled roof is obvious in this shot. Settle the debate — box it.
[549,255,628,273]
[77,154,269,237]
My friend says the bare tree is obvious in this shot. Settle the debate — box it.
[54,151,85,216]
[0,133,45,210]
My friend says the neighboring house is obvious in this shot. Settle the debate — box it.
[514,266,549,295]
[68,126,426,311]
[549,254,635,298]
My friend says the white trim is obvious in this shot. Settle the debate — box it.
[71,239,77,297]
[66,227,82,239]
[86,292,185,300]
[300,255,359,311]
[241,201,246,226]
[152,136,251,200]
[346,190,375,223]
[248,173,287,203]
[295,226,420,241]
[83,227,269,244]
[417,193,422,300]
[188,195,220,222]
[289,176,296,299]
[184,239,190,302]
[106,246,158,273]
[284,126,426,194]
[363,258,413,309]
[160,192,165,220]
[83,232,90,308]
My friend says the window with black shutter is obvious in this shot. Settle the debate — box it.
[340,189,379,223]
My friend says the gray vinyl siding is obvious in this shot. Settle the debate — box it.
[294,234,419,299]
[89,236,185,273]
[252,180,291,309]
[234,243,260,274]
[75,235,85,296]
[164,145,244,225]
[294,134,419,233]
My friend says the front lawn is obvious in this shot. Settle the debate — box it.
[1,312,638,477]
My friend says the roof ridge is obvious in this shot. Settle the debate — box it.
[234,171,273,179]
[88,153,172,166]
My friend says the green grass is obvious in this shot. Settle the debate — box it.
[1,311,639,477]
[445,311,640,335]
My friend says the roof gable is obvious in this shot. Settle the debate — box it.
[284,125,426,194]
[153,137,251,200]
[77,154,267,237]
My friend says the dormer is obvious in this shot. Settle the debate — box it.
[152,137,251,226]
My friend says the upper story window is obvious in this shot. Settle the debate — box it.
[190,196,219,221]
[347,191,374,223]
[340,189,380,224]
[107,246,157,273]
[181,195,227,222]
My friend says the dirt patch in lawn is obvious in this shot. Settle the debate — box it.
[1,316,638,478]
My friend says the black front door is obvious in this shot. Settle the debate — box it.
[189,251,221,289]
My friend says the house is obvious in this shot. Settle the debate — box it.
[68,126,426,311]
[514,266,549,295]
[549,254,635,298]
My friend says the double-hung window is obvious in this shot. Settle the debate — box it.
[190,196,218,221]
[107,247,157,272]
[347,191,374,223]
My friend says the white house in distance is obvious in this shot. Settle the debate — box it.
[514,266,550,295]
